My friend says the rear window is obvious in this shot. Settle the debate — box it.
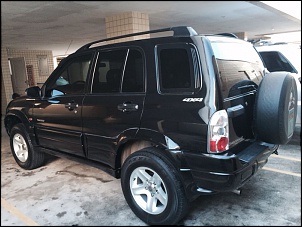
[259,51,298,73]
[209,38,264,99]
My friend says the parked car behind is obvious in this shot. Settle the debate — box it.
[255,43,301,127]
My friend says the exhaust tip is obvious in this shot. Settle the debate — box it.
[232,189,242,195]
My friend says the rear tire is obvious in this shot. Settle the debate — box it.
[254,72,298,144]
[121,148,189,225]
[10,123,45,170]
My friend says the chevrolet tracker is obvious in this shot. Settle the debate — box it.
[4,26,298,225]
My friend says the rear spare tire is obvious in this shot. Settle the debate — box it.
[254,72,297,144]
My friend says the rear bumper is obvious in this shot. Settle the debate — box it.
[182,141,279,193]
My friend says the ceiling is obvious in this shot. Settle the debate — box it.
[1,1,301,57]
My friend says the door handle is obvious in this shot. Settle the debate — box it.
[117,102,138,112]
[65,102,78,110]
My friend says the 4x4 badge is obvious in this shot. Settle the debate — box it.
[182,98,203,102]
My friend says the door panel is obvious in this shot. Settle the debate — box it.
[33,95,84,156]
[82,94,144,167]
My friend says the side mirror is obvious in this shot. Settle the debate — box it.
[12,93,21,99]
[26,86,41,98]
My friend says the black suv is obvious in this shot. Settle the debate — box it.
[4,26,298,225]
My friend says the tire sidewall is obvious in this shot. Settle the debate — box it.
[254,72,298,144]
[121,151,184,225]
[278,77,297,142]
[10,124,33,169]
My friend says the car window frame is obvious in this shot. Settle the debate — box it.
[155,43,196,95]
[89,46,146,94]
[41,51,95,98]
[258,50,298,74]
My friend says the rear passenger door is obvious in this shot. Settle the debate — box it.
[140,43,204,150]
[82,48,145,167]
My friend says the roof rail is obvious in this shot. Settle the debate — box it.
[76,26,197,52]
[215,33,238,38]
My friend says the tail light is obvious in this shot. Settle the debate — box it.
[208,110,229,153]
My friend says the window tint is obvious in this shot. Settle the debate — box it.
[122,49,144,92]
[46,54,92,96]
[157,46,194,93]
[259,51,297,73]
[209,38,264,99]
[92,50,127,93]
[210,41,261,63]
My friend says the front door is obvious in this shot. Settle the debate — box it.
[33,53,94,157]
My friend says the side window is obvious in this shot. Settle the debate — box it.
[122,49,144,92]
[46,53,92,96]
[92,50,127,93]
[157,44,195,93]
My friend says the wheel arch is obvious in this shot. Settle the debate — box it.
[4,110,31,136]
[115,129,199,201]
[115,128,184,177]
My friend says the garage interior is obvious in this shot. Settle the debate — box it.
[1,1,301,115]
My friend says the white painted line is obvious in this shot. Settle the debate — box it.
[271,155,301,162]
[262,167,301,177]
[1,198,39,226]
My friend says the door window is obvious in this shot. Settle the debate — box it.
[156,44,195,94]
[122,49,144,92]
[92,50,127,93]
[92,49,144,93]
[45,53,93,97]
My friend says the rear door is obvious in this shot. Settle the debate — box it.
[82,48,145,167]
[209,37,265,146]
[33,53,94,157]
[139,43,205,151]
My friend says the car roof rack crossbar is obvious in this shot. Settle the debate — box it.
[76,26,197,52]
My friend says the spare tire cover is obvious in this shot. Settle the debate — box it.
[254,72,297,144]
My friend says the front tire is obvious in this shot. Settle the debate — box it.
[10,123,45,170]
[121,148,189,225]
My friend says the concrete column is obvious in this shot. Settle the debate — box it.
[1,47,13,114]
[105,11,150,44]
[234,32,248,40]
